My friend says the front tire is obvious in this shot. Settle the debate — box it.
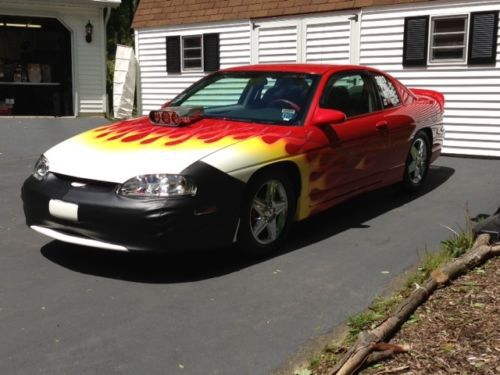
[238,171,296,256]
[403,131,431,191]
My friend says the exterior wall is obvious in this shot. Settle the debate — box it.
[134,0,500,157]
[136,12,357,114]
[136,21,251,114]
[0,1,107,115]
[360,0,500,157]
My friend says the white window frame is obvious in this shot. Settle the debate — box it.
[181,35,203,72]
[428,14,469,65]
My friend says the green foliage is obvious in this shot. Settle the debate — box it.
[441,205,475,258]
[346,310,384,344]
[441,230,474,258]
[405,250,452,290]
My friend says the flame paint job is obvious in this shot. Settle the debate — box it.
[43,64,445,222]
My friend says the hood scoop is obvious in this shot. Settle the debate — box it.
[149,106,204,127]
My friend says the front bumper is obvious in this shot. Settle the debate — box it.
[21,162,245,252]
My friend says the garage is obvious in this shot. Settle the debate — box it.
[0,15,73,116]
[0,0,121,117]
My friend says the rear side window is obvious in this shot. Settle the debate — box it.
[373,75,401,109]
[320,72,380,117]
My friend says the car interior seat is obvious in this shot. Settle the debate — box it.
[262,77,309,109]
[324,86,351,115]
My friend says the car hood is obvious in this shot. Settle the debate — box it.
[44,117,324,183]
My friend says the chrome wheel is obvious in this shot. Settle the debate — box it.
[249,180,289,245]
[407,138,428,184]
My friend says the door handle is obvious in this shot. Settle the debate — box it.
[375,121,389,134]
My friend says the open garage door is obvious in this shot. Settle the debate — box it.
[0,15,73,116]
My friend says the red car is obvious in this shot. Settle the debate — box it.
[22,64,444,255]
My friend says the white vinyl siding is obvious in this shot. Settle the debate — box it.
[361,0,500,157]
[257,21,298,63]
[135,1,500,157]
[136,13,357,115]
[136,21,251,114]
[305,18,351,64]
[69,8,106,114]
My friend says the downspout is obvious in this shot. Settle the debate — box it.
[103,7,112,116]
[105,6,112,26]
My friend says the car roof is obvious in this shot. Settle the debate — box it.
[221,64,376,75]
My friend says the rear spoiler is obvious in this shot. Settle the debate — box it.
[410,88,445,110]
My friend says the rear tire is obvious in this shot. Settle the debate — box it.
[402,131,431,192]
[238,170,296,256]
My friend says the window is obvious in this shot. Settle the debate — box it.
[373,75,401,109]
[182,35,203,71]
[166,34,220,74]
[403,11,499,66]
[430,16,468,63]
[321,73,379,117]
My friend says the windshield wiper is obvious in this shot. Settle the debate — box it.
[204,115,287,125]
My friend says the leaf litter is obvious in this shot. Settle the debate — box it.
[363,256,500,375]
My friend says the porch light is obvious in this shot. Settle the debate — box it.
[85,20,93,43]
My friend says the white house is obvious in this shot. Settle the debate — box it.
[0,0,121,117]
[132,0,500,157]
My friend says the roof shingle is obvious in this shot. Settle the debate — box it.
[132,0,432,29]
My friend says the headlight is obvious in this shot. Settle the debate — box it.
[33,155,49,180]
[117,174,197,198]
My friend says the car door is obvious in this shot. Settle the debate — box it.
[371,72,414,172]
[311,71,390,206]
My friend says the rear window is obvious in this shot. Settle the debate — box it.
[373,75,401,109]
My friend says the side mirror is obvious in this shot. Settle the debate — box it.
[311,108,346,127]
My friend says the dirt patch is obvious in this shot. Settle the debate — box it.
[363,256,500,375]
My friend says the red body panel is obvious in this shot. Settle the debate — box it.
[135,64,445,219]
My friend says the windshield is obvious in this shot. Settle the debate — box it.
[169,72,320,125]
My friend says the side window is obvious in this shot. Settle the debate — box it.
[373,75,401,109]
[321,73,379,117]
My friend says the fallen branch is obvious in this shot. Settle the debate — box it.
[431,235,499,284]
[364,343,410,366]
[331,234,500,375]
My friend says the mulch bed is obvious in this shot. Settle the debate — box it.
[362,256,500,375]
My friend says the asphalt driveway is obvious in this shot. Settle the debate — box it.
[1,118,499,375]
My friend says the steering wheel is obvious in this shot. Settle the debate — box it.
[268,98,301,112]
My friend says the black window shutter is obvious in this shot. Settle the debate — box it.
[166,36,181,73]
[203,33,220,72]
[468,11,499,65]
[403,16,429,66]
